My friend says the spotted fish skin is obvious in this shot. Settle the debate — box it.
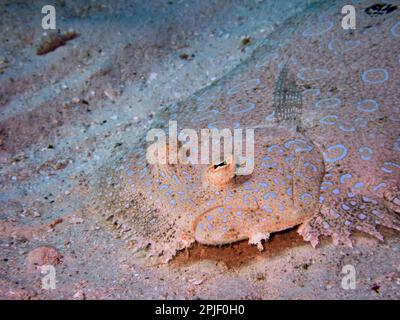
[298,193,400,248]
[95,4,400,261]
[192,126,324,250]
[113,125,325,258]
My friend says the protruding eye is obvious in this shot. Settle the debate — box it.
[214,161,227,169]
[204,156,235,188]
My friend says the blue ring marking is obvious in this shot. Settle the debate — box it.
[373,182,387,192]
[358,213,366,220]
[354,117,368,128]
[262,162,277,168]
[262,205,273,213]
[394,138,400,152]
[332,188,340,195]
[172,174,181,184]
[328,38,360,54]
[265,111,275,122]
[259,182,269,188]
[391,21,400,37]
[340,173,353,184]
[356,99,380,112]
[286,187,293,197]
[263,192,277,200]
[320,115,338,125]
[218,208,225,213]
[319,196,325,204]
[267,145,284,153]
[208,224,213,231]
[359,147,373,161]
[297,67,330,81]
[301,193,313,204]
[304,162,318,172]
[284,139,307,148]
[236,211,242,216]
[381,161,400,173]
[332,210,340,219]
[284,139,313,153]
[303,88,321,96]
[228,102,256,114]
[207,121,240,129]
[372,210,384,219]
[207,216,214,221]
[324,144,348,163]
[338,123,356,132]
[285,156,296,167]
[296,145,313,153]
[139,167,148,178]
[296,171,305,179]
[323,221,330,229]
[361,68,389,84]
[342,204,350,211]
[170,199,176,205]
[353,181,364,189]
[315,97,341,109]
[207,198,215,206]
[160,185,169,190]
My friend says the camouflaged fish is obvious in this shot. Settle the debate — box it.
[94,10,400,261]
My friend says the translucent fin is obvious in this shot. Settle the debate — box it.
[298,193,400,247]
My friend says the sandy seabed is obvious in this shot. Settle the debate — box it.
[0,0,399,299]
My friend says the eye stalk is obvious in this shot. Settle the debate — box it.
[204,155,235,188]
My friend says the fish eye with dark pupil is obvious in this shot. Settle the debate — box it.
[214,161,227,169]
